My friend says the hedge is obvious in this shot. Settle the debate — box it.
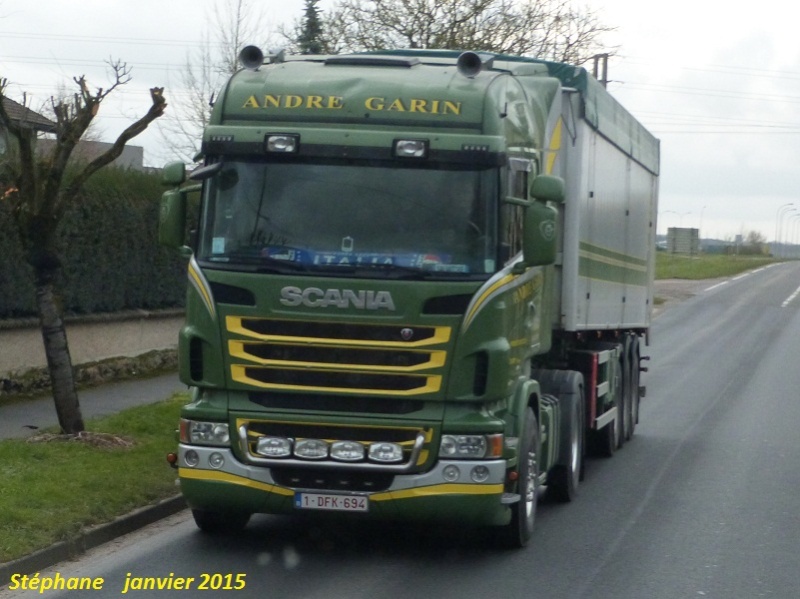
[0,168,189,320]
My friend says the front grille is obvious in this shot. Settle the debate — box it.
[239,318,438,343]
[239,344,432,368]
[227,317,450,396]
[240,367,435,392]
[249,392,421,415]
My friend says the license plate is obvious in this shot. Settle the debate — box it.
[294,492,369,512]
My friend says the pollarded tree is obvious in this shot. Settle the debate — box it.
[0,62,167,434]
[310,0,615,65]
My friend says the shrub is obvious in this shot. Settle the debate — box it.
[0,168,188,319]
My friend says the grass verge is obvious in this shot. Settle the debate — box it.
[0,393,186,564]
[656,252,782,280]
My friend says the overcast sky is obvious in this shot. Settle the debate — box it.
[1,0,798,242]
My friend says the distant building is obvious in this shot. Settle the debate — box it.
[1,98,144,171]
[0,97,57,155]
[36,139,145,171]
[0,97,57,133]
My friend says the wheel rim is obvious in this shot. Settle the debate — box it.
[614,373,623,446]
[524,449,537,519]
[569,420,580,475]
[632,349,640,425]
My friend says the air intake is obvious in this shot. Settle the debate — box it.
[238,45,264,70]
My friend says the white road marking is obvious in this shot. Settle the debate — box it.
[782,285,800,308]
[705,281,730,292]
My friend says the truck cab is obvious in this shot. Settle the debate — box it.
[161,48,658,548]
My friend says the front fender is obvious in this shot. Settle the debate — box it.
[507,376,540,442]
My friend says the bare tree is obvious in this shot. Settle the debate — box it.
[744,230,768,255]
[159,0,274,163]
[0,63,167,434]
[298,0,614,65]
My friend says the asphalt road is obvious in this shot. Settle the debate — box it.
[3,262,800,598]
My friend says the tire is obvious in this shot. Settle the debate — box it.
[628,337,640,441]
[530,369,587,484]
[548,388,584,503]
[621,349,634,443]
[191,509,251,534]
[500,407,539,548]
[630,339,641,433]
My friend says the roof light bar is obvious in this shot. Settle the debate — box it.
[394,139,428,159]
[265,134,300,153]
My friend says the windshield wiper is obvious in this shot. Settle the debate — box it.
[348,264,440,280]
[356,264,490,280]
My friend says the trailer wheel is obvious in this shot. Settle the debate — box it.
[630,339,641,432]
[621,350,634,443]
[500,407,539,548]
[592,356,622,457]
[548,388,584,503]
[192,509,251,534]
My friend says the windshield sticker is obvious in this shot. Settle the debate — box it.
[261,247,469,272]
[212,237,226,254]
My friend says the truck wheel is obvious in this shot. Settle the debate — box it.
[191,509,251,534]
[629,340,640,434]
[631,341,641,428]
[621,351,634,443]
[548,389,584,503]
[592,357,622,457]
[500,407,539,548]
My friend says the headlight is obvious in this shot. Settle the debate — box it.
[294,438,329,460]
[180,419,230,446]
[394,139,428,158]
[330,441,365,462]
[369,442,404,463]
[439,434,503,459]
[256,436,293,458]
[265,134,299,153]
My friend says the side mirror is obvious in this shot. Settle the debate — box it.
[522,201,558,267]
[158,189,187,249]
[530,174,565,204]
[162,161,187,187]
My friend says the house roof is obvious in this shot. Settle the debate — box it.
[1,97,57,133]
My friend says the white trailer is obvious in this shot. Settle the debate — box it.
[554,78,660,333]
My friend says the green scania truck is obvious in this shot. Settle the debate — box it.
[160,47,659,547]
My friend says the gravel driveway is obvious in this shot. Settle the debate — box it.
[653,278,719,318]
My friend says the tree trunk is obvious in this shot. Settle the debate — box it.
[34,266,85,434]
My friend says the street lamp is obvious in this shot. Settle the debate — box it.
[698,205,707,245]
[775,203,794,257]
[791,215,800,258]
[779,207,797,258]
[661,210,692,232]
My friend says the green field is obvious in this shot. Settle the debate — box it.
[656,252,782,280]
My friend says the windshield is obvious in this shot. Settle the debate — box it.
[197,159,498,277]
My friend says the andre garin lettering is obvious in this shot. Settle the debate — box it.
[242,94,462,116]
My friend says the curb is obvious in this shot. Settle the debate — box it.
[0,495,187,588]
